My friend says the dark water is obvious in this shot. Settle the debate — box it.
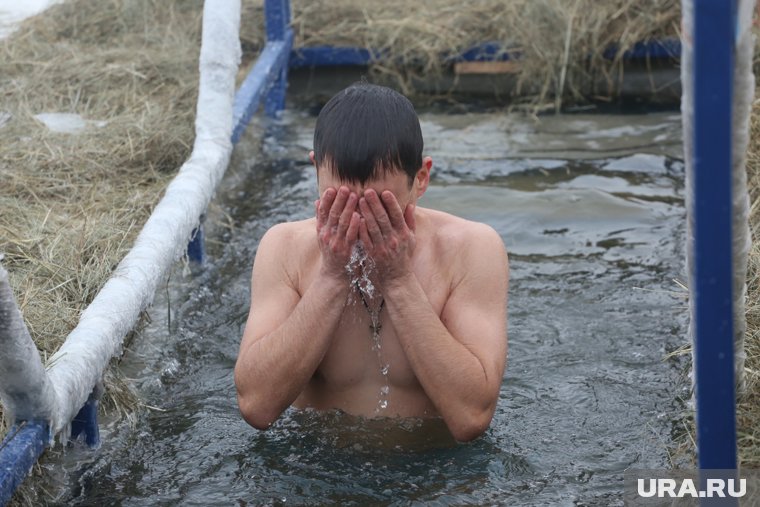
[37,110,689,506]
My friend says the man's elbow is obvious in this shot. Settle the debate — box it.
[448,406,495,442]
[236,393,281,431]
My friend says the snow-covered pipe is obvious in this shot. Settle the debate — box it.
[728,0,755,396]
[0,263,56,422]
[7,0,242,437]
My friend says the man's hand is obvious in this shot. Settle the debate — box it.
[358,189,416,288]
[316,186,361,279]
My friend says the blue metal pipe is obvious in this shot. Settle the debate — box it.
[265,0,288,42]
[231,34,293,144]
[0,421,49,506]
[692,0,738,474]
[187,224,205,264]
[263,0,292,118]
[602,39,681,60]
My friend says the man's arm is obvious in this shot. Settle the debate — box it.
[358,189,508,442]
[234,187,360,429]
[384,227,508,442]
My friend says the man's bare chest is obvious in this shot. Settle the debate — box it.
[314,272,449,388]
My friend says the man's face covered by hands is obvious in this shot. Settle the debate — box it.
[311,153,432,288]
[312,150,431,222]
[317,166,416,214]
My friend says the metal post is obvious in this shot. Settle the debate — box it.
[70,386,101,448]
[187,220,206,264]
[692,0,738,474]
[264,0,292,117]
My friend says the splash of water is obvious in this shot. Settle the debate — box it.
[345,242,391,413]
[345,241,376,302]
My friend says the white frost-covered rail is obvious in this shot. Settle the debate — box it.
[0,0,294,503]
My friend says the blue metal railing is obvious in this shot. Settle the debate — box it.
[0,422,48,506]
[692,0,738,475]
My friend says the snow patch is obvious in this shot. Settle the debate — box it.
[33,113,107,134]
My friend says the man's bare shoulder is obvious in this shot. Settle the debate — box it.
[262,218,315,242]
[254,219,317,292]
[420,207,505,254]
[256,218,317,264]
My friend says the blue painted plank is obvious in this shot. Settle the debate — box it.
[692,0,737,473]
[264,20,294,118]
[603,39,681,60]
[0,421,49,506]
[289,47,382,68]
[231,33,293,144]
[446,41,514,62]
[289,39,681,69]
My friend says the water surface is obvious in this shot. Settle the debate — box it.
[39,109,689,506]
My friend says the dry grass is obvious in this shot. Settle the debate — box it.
[739,88,760,468]
[0,0,208,438]
[0,0,211,502]
[283,0,680,105]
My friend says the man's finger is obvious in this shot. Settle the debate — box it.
[404,203,416,232]
[381,191,406,230]
[360,197,385,246]
[318,188,336,227]
[327,186,349,228]
[358,218,373,251]
[346,212,361,243]
[337,192,358,238]
[364,189,393,237]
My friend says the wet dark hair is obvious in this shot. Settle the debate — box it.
[313,82,423,186]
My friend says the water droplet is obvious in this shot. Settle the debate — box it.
[380,386,389,395]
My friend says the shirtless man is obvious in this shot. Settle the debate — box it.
[234,83,508,442]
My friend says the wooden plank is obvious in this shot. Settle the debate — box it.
[454,61,520,74]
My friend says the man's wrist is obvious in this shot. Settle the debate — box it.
[384,270,418,296]
[315,267,351,298]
